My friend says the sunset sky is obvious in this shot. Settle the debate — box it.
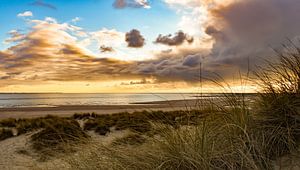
[0,0,299,93]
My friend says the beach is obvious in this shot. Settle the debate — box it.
[0,94,255,120]
[0,99,202,120]
[0,93,205,119]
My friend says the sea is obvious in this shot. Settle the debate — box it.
[0,93,257,108]
[0,93,196,108]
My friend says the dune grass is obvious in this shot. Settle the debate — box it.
[63,43,299,170]
[112,133,146,146]
[0,109,208,162]
[0,110,207,142]
[30,117,90,161]
[64,95,265,170]
[253,43,300,159]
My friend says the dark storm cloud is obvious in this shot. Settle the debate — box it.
[182,54,201,67]
[125,29,145,48]
[131,49,212,82]
[155,31,194,46]
[205,0,300,72]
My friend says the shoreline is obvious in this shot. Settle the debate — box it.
[0,99,203,120]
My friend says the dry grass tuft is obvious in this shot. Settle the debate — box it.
[30,118,90,161]
[254,42,300,159]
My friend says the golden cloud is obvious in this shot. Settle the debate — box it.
[2,0,300,91]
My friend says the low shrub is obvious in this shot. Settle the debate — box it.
[0,118,17,127]
[95,126,110,136]
[0,128,14,141]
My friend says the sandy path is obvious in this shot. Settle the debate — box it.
[0,133,37,170]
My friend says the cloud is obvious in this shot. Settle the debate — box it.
[17,11,33,17]
[182,54,201,67]
[163,0,200,7]
[0,17,204,86]
[0,16,235,86]
[113,0,151,9]
[203,0,300,70]
[30,0,56,10]
[5,30,25,43]
[2,0,300,89]
[159,0,300,79]
[90,28,152,61]
[132,47,212,82]
[100,45,114,53]
[0,18,133,85]
[163,0,209,37]
[91,28,124,46]
[155,31,194,46]
[120,78,152,85]
[125,29,145,48]
[71,17,81,23]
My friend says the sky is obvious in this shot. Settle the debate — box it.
[0,0,299,93]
